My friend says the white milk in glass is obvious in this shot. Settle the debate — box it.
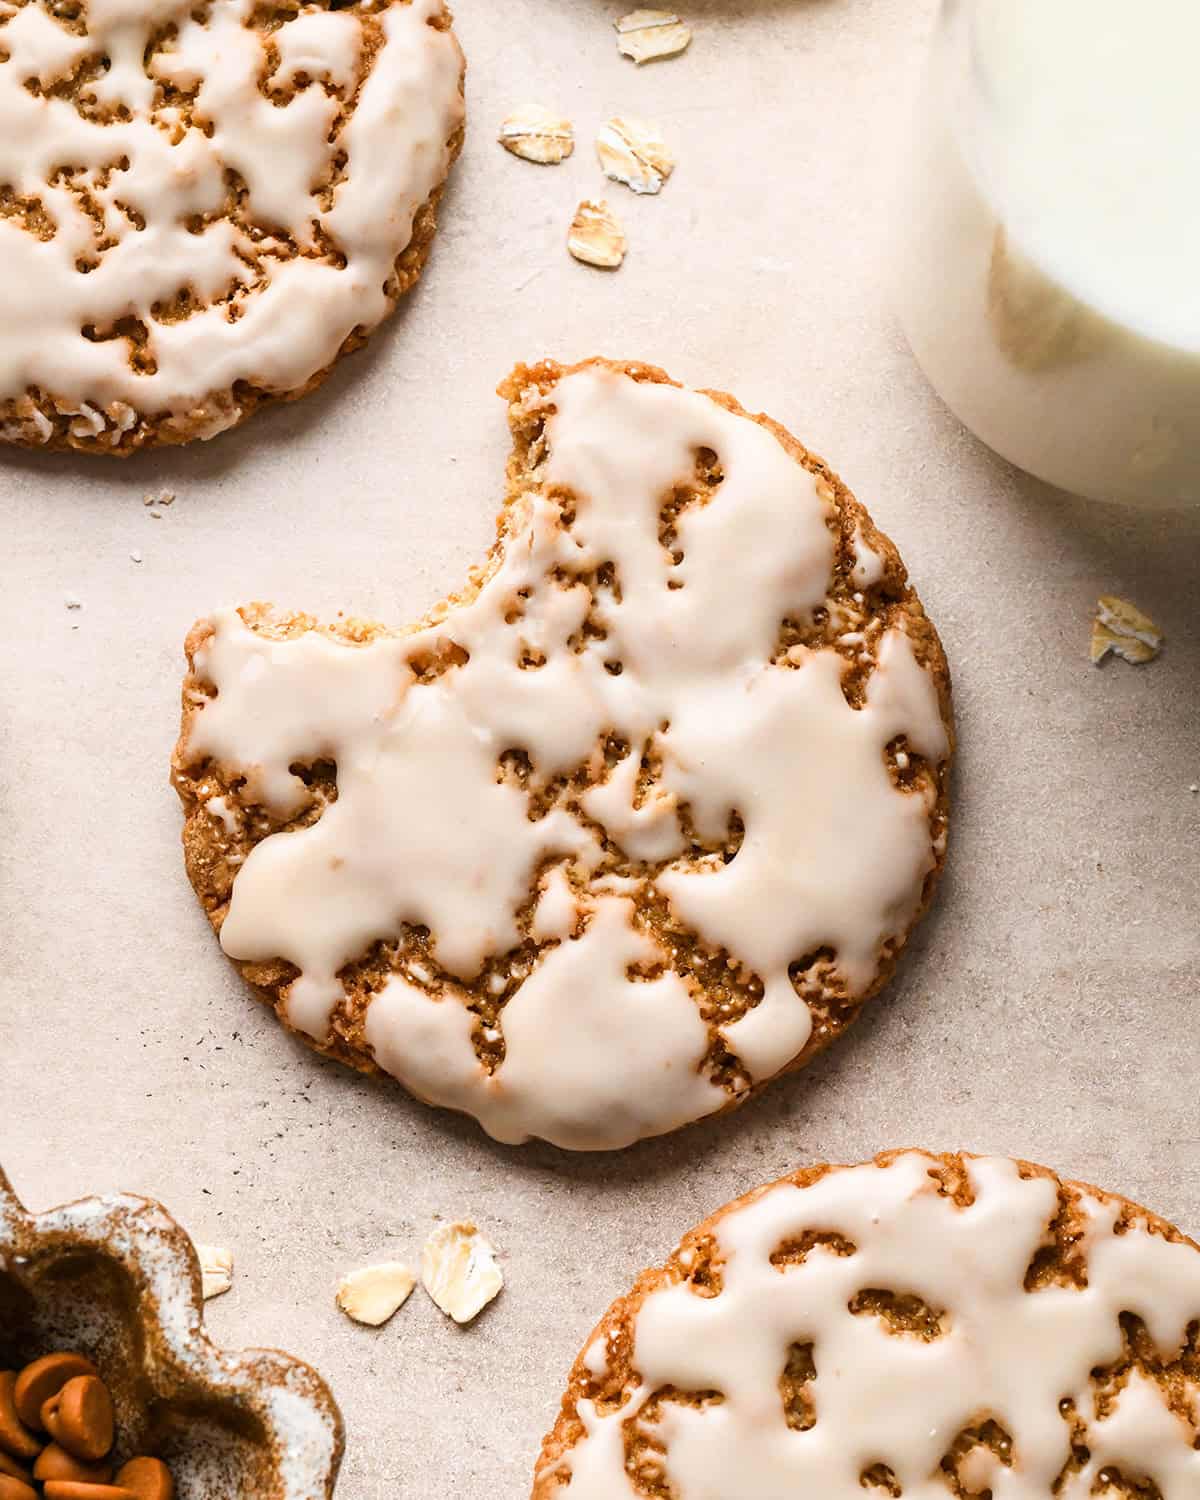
[897,0,1200,506]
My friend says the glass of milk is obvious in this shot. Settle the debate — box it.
[896,0,1200,507]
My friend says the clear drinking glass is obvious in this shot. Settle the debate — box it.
[895,0,1200,507]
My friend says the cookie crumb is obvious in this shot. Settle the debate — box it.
[568,199,627,269]
[65,596,83,611]
[499,106,575,164]
[615,9,692,64]
[144,489,176,507]
[1090,595,1163,665]
[421,1222,503,1324]
[197,1244,233,1300]
[336,1262,416,1326]
[596,116,676,195]
[130,550,143,564]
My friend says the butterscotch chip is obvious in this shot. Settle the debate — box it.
[567,200,628,268]
[335,1263,417,1326]
[41,1378,113,1463]
[596,117,675,195]
[0,1454,30,1485]
[533,1151,1200,1499]
[615,9,692,64]
[499,106,575,165]
[0,0,466,454]
[14,1355,98,1433]
[421,1223,503,1324]
[34,1445,113,1486]
[115,1457,175,1500]
[41,1485,135,1500]
[0,1376,41,1462]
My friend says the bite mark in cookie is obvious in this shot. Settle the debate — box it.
[534,1151,1200,1498]
[172,358,953,1151]
[0,0,465,453]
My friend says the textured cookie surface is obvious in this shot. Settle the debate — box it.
[172,357,953,1151]
[0,0,464,453]
[534,1150,1200,1497]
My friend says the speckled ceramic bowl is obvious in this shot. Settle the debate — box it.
[0,1165,343,1498]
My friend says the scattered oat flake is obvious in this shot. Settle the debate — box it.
[1090,595,1163,665]
[1089,621,1156,666]
[1097,595,1162,647]
[130,549,143,563]
[64,596,82,610]
[597,116,676,195]
[421,1221,503,1324]
[197,1244,233,1300]
[568,198,627,269]
[615,9,692,64]
[498,105,575,165]
[336,1262,416,1326]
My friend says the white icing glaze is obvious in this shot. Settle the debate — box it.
[0,0,463,426]
[182,366,949,1149]
[365,896,726,1151]
[205,793,240,836]
[548,1153,1200,1498]
[272,10,361,92]
[850,523,886,588]
[530,863,582,943]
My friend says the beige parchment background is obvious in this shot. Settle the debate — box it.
[1,1,1197,1496]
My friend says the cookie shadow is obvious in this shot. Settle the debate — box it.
[335,884,957,1198]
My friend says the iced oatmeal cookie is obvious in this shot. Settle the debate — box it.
[172,358,953,1150]
[0,0,464,453]
[534,1150,1200,1498]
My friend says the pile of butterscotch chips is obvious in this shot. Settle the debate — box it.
[0,1353,173,1500]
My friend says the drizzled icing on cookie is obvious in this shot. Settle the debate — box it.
[0,0,463,434]
[181,366,950,1150]
[366,896,725,1151]
[544,1153,1200,1497]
